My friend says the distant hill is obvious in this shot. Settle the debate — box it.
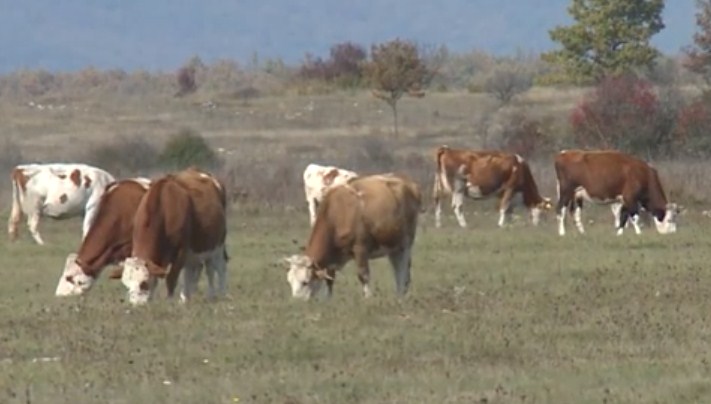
[0,0,698,73]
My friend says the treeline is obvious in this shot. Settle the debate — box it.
[0,44,695,101]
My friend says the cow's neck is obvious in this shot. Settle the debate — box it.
[78,241,130,277]
[647,187,668,221]
[305,219,341,270]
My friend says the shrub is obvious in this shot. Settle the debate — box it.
[498,112,552,158]
[484,65,533,105]
[674,93,711,157]
[570,74,675,156]
[297,42,367,88]
[159,128,219,170]
[85,135,159,177]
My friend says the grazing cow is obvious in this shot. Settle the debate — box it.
[303,163,358,226]
[554,149,679,236]
[54,178,151,296]
[116,168,229,305]
[283,173,421,300]
[433,146,552,228]
[8,163,116,245]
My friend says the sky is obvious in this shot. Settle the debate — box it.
[0,0,699,73]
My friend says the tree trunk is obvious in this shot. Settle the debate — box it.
[390,101,399,137]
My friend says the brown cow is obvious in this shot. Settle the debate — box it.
[283,173,421,300]
[554,149,679,236]
[115,167,228,305]
[55,178,151,296]
[433,145,552,228]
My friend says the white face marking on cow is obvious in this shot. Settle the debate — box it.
[283,255,323,300]
[120,257,155,305]
[55,253,95,296]
[654,203,679,234]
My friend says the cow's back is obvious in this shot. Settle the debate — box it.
[172,168,227,253]
[324,175,421,247]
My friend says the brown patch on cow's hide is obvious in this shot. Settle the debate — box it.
[322,169,339,186]
[57,174,67,179]
[83,175,92,189]
[11,168,28,192]
[59,194,68,204]
[70,169,81,187]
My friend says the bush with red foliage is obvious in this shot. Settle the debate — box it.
[570,74,675,156]
[298,41,366,87]
[675,94,711,156]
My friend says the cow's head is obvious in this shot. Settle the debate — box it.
[55,253,95,296]
[118,257,165,305]
[653,203,681,234]
[531,197,554,226]
[282,254,332,300]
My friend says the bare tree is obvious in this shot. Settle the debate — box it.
[484,65,533,105]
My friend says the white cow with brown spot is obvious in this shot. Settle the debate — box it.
[303,163,358,226]
[8,163,116,245]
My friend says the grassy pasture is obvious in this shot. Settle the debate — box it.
[0,204,710,404]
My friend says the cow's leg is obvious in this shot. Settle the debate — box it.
[452,190,467,228]
[205,247,227,300]
[616,202,639,236]
[388,247,412,296]
[354,247,372,298]
[556,183,572,236]
[497,190,514,227]
[180,264,201,303]
[27,210,44,245]
[573,198,585,234]
[629,213,642,235]
[203,261,216,300]
[325,279,334,297]
[434,192,443,228]
[308,198,318,226]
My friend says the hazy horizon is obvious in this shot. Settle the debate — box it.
[0,0,698,73]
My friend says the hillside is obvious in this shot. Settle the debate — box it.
[0,0,697,73]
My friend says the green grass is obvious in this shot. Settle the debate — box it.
[0,206,710,404]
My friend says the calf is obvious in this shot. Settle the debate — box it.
[554,149,679,236]
[433,146,552,228]
[303,163,358,226]
[116,168,229,305]
[8,163,115,245]
[283,173,421,299]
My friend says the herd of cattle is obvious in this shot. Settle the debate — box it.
[6,146,680,304]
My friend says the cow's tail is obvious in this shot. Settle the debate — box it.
[432,145,452,202]
[8,169,24,240]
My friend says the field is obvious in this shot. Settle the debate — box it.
[1,90,711,403]
[1,205,711,404]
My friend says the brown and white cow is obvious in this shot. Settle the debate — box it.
[283,173,421,300]
[303,163,358,226]
[116,167,229,305]
[433,146,552,228]
[54,178,151,296]
[8,163,116,245]
[554,149,679,236]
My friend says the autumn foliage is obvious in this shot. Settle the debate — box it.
[570,75,674,156]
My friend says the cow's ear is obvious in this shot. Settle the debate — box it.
[108,266,123,279]
[313,268,334,281]
[145,261,169,278]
